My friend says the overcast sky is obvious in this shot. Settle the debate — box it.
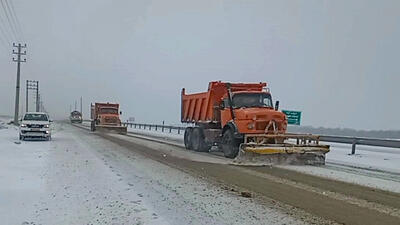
[0,0,399,130]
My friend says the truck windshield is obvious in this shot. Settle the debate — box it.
[24,114,48,121]
[232,93,273,108]
[100,108,118,114]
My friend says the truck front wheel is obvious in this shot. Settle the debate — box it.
[221,129,240,158]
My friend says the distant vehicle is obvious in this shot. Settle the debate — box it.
[70,111,83,123]
[19,112,52,141]
[181,81,329,165]
[90,102,127,134]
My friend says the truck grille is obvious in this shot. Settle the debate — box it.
[104,117,118,124]
[255,121,267,130]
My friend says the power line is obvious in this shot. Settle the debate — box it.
[0,7,13,43]
[0,33,7,50]
[6,0,23,40]
[0,23,8,49]
[0,0,18,41]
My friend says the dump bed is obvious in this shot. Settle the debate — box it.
[181,81,266,123]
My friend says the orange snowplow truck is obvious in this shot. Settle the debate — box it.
[90,102,127,135]
[181,81,329,165]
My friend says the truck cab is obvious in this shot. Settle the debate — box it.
[70,111,83,123]
[90,102,127,134]
[96,106,121,126]
[220,90,287,135]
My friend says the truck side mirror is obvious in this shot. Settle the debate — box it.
[220,102,225,109]
[275,101,280,111]
[120,111,122,115]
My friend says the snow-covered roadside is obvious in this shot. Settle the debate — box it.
[324,142,400,174]
[127,127,400,193]
[127,127,184,144]
[128,127,400,174]
[0,121,168,225]
[0,120,306,225]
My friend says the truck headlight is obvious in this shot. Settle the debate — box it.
[21,124,27,127]
[247,122,255,130]
[44,124,50,128]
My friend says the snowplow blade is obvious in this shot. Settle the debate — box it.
[95,125,127,135]
[232,134,330,166]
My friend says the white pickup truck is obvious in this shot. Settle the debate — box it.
[19,112,52,141]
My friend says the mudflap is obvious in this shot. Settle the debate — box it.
[232,144,328,166]
[95,125,127,135]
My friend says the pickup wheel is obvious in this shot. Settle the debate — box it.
[191,127,211,152]
[221,129,240,158]
[184,127,193,150]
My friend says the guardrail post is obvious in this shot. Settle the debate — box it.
[178,127,180,134]
[351,139,357,155]
[162,121,165,132]
[155,125,158,131]
[169,127,172,133]
[149,125,151,130]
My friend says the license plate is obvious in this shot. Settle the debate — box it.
[31,128,41,131]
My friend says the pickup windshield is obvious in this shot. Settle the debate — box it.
[232,93,273,108]
[24,114,48,121]
[100,108,118,114]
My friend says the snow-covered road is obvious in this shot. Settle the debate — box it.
[125,126,400,193]
[125,126,400,174]
[0,120,305,225]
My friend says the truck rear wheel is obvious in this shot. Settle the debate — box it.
[191,127,210,152]
[90,121,96,132]
[184,127,193,150]
[221,129,240,158]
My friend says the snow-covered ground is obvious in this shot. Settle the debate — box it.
[127,127,400,193]
[127,127,400,173]
[0,119,305,225]
[324,142,400,173]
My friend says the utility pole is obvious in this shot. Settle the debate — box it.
[26,80,39,113]
[26,81,28,113]
[80,96,83,115]
[74,101,77,111]
[36,93,40,112]
[12,43,27,125]
[36,82,40,112]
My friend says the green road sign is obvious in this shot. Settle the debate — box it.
[282,110,302,125]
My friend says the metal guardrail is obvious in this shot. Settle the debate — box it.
[123,122,186,134]
[122,122,400,155]
[320,135,400,154]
